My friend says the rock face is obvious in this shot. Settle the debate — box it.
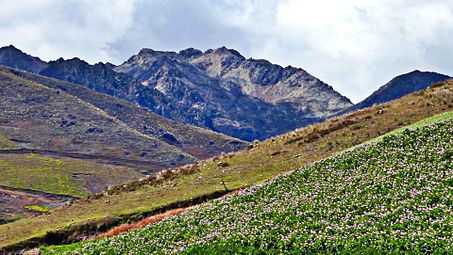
[188,47,351,115]
[113,47,352,140]
[0,46,353,141]
[349,70,451,111]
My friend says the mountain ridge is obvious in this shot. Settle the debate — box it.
[0,45,352,141]
[346,69,451,112]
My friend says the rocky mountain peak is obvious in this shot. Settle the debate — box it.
[209,46,244,58]
[1,45,19,51]
[190,47,245,77]
[0,44,48,73]
[136,48,179,58]
[179,48,203,59]
[55,57,88,66]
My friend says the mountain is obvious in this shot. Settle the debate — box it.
[113,47,352,140]
[0,67,246,224]
[40,57,133,98]
[8,67,244,159]
[0,67,194,170]
[187,47,351,114]
[349,70,451,111]
[0,45,48,73]
[0,67,245,171]
[0,46,352,141]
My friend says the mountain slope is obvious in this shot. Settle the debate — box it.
[0,68,195,171]
[0,45,352,141]
[5,67,246,159]
[1,81,451,252]
[113,47,352,140]
[188,47,351,115]
[53,116,452,254]
[348,70,450,111]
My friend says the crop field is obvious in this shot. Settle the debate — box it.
[43,117,453,254]
[367,111,453,144]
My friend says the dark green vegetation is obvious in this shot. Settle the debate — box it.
[0,81,451,251]
[44,114,453,254]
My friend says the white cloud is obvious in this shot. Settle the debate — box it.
[0,0,137,63]
[1,0,453,101]
[250,0,453,101]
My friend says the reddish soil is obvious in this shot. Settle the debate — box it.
[98,207,188,238]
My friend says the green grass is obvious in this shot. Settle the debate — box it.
[1,82,452,251]
[24,205,50,213]
[0,153,143,197]
[44,119,453,254]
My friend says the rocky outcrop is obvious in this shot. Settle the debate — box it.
[189,47,351,116]
[39,57,133,98]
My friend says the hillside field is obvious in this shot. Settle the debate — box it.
[43,109,453,254]
[0,81,452,251]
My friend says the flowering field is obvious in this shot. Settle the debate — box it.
[43,119,453,254]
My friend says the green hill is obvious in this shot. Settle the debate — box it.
[0,67,245,223]
[0,81,452,252]
[44,113,453,254]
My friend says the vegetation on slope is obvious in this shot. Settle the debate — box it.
[0,81,452,251]
[0,131,16,149]
[0,153,144,197]
[45,113,453,254]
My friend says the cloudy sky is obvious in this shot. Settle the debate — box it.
[1,0,453,102]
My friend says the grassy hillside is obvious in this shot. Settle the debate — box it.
[0,81,452,251]
[0,131,16,149]
[0,153,144,197]
[45,116,453,254]
[0,152,145,224]
[0,68,197,170]
[0,66,244,226]
[6,67,246,159]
